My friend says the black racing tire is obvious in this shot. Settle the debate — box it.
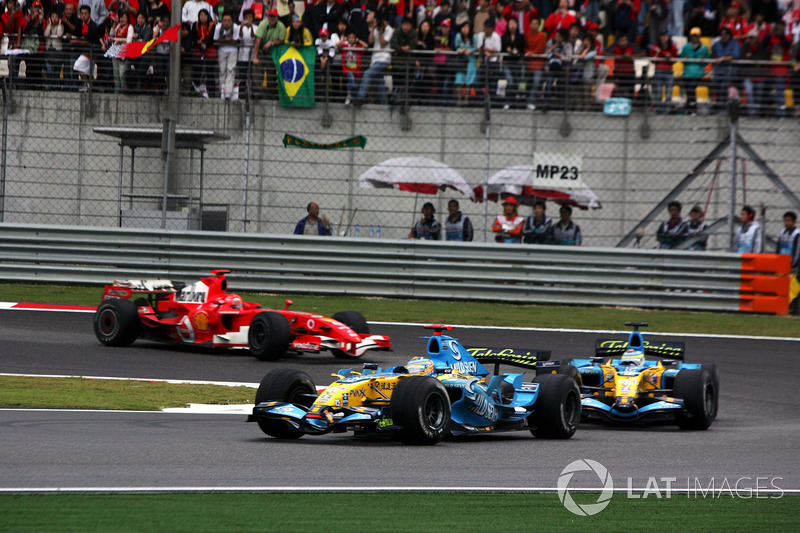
[330,311,370,360]
[674,367,717,430]
[557,360,583,388]
[254,369,317,439]
[93,299,140,347]
[391,376,451,445]
[248,311,291,361]
[332,311,370,334]
[530,373,581,439]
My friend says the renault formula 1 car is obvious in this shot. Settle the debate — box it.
[93,270,391,360]
[562,322,719,430]
[248,325,581,445]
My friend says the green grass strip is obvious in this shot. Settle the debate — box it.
[2,492,797,532]
[0,376,254,411]
[2,283,799,338]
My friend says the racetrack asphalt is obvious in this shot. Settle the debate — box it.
[1,310,798,491]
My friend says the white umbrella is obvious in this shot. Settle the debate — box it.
[475,165,602,210]
[358,157,476,200]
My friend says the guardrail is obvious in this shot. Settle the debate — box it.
[0,224,791,314]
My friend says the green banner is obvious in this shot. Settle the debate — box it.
[271,44,316,107]
[282,134,367,150]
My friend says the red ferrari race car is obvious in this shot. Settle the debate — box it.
[93,270,391,360]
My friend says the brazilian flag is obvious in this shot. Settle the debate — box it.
[271,44,315,107]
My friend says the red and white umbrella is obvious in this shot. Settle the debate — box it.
[358,157,476,200]
[473,165,602,210]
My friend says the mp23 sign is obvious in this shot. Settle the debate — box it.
[532,153,584,188]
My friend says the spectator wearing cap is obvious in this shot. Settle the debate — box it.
[711,26,740,112]
[409,202,442,240]
[492,196,525,243]
[551,205,581,245]
[253,8,286,66]
[650,30,679,114]
[182,0,213,24]
[684,204,708,250]
[680,27,711,113]
[294,202,331,236]
[523,200,553,244]
[315,26,335,87]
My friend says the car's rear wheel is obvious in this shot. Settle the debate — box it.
[248,311,291,361]
[330,311,369,359]
[93,299,140,347]
[391,376,450,445]
[530,373,581,439]
[674,367,717,430]
[254,369,317,439]
[557,359,583,387]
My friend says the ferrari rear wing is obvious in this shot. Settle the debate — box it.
[594,339,685,359]
[466,347,552,371]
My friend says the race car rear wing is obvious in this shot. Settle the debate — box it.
[102,280,181,300]
[594,339,685,359]
[466,347,552,373]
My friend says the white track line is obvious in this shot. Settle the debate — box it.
[0,487,797,493]
[0,373,259,388]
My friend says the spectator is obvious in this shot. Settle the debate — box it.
[339,30,366,105]
[656,200,688,249]
[453,20,479,106]
[108,0,139,21]
[182,0,214,24]
[687,0,718,38]
[647,0,670,47]
[776,210,800,277]
[276,0,293,28]
[294,202,331,236]
[761,20,790,117]
[612,0,638,43]
[680,27,711,113]
[214,10,239,100]
[285,14,312,46]
[503,0,538,36]
[252,9,286,68]
[543,28,572,109]
[500,16,525,109]
[151,16,172,92]
[179,22,196,95]
[110,11,134,93]
[315,27,335,91]
[492,195,525,243]
[144,0,170,26]
[719,1,747,40]
[191,9,217,97]
[72,4,101,92]
[476,18,502,107]
[711,27,740,112]
[523,199,553,244]
[78,0,109,26]
[415,19,436,103]
[551,205,581,245]
[733,205,763,253]
[409,202,442,240]
[524,15,547,110]
[684,204,708,250]
[129,12,153,93]
[237,9,257,100]
[353,14,393,106]
[3,0,27,50]
[444,199,474,241]
[433,1,456,31]
[670,0,686,38]
[572,35,597,109]
[22,1,47,88]
[309,0,344,38]
[544,0,577,39]
[607,32,641,100]
[741,33,768,116]
[390,16,417,110]
[650,30,678,113]
[348,0,371,42]
[473,0,492,35]
[44,10,65,87]
[212,0,237,23]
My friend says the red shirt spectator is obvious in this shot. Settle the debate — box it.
[503,1,538,36]
[762,22,791,76]
[719,2,747,39]
[543,0,576,38]
[524,19,547,72]
[650,34,678,71]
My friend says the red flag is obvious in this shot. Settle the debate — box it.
[119,24,181,60]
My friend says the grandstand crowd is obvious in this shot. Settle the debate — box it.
[2,0,800,114]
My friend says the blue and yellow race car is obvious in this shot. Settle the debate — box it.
[248,325,581,444]
[563,322,719,430]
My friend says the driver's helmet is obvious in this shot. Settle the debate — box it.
[223,294,243,309]
[620,348,644,367]
[406,357,435,376]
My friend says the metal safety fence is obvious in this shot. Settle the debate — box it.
[0,223,792,314]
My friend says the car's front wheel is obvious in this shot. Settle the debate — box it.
[93,299,140,347]
[254,369,317,439]
[674,367,717,430]
[391,376,450,445]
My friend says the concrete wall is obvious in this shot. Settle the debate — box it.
[2,91,798,248]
